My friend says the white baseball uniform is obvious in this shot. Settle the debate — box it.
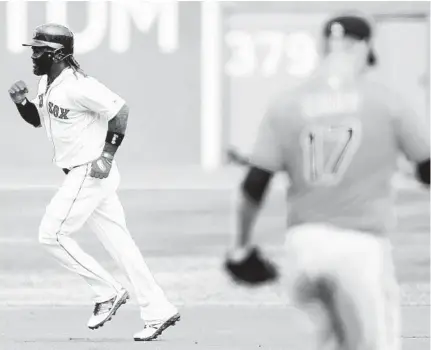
[33,67,177,321]
[250,71,429,349]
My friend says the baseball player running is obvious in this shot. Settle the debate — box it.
[8,23,180,341]
[225,14,430,350]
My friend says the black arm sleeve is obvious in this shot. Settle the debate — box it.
[241,166,274,204]
[15,99,41,127]
[416,159,430,186]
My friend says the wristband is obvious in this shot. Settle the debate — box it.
[102,152,114,160]
[105,131,124,147]
[15,98,28,106]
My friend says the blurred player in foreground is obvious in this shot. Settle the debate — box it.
[225,14,430,350]
[8,24,179,341]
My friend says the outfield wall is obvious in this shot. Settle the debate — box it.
[0,2,428,187]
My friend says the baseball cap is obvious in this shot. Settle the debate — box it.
[323,15,376,65]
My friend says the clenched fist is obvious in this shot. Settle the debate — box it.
[9,81,29,104]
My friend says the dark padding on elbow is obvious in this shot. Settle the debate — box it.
[241,166,273,203]
[417,159,430,185]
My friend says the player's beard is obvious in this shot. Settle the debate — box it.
[32,53,53,76]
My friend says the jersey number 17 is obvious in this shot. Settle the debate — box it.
[301,119,362,186]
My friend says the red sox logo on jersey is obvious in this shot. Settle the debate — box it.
[48,101,70,120]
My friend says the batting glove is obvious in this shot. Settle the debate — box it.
[90,153,113,179]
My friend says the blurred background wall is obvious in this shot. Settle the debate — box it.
[0,1,429,187]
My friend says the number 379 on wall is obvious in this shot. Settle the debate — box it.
[224,30,319,78]
[300,120,363,186]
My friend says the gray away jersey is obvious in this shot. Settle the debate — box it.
[250,74,430,234]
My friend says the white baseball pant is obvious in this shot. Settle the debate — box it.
[283,223,401,350]
[38,162,177,321]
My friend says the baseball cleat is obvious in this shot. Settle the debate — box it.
[133,313,180,341]
[87,288,129,330]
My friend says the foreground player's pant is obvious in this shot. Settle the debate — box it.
[283,223,401,350]
[38,162,177,321]
[86,191,177,321]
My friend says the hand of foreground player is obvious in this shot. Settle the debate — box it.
[9,80,29,104]
[224,246,279,286]
[90,154,113,179]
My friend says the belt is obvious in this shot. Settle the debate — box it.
[62,164,86,175]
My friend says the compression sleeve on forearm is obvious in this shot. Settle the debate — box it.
[417,159,430,185]
[241,166,274,204]
[15,99,41,127]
